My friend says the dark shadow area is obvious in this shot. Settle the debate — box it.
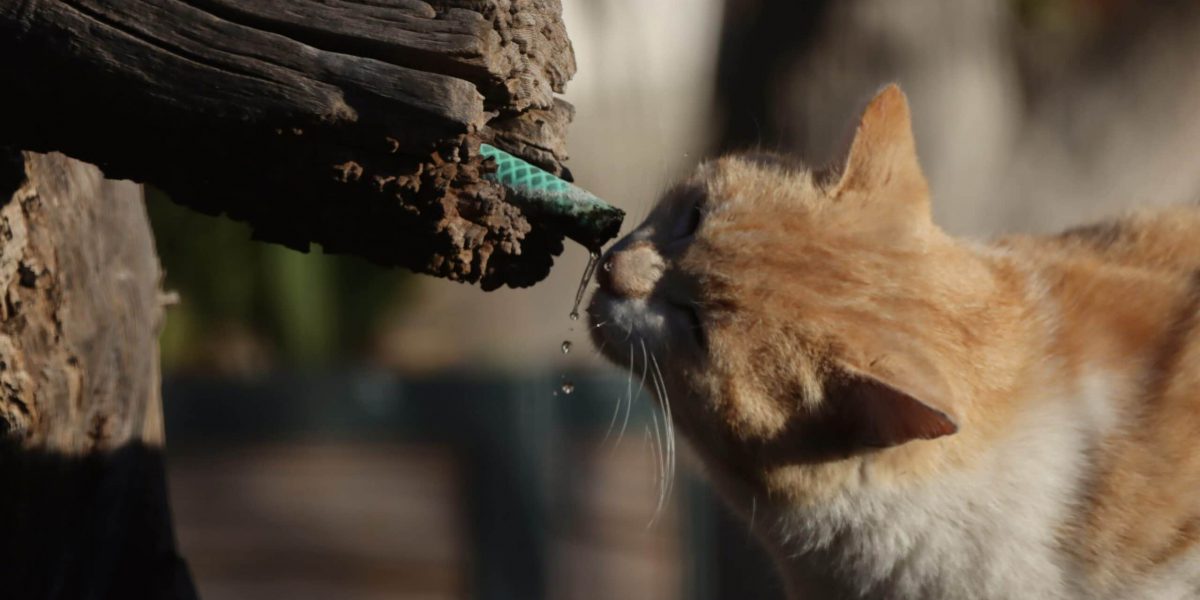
[0,440,197,600]
[0,146,22,203]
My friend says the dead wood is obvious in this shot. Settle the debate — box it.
[0,0,595,289]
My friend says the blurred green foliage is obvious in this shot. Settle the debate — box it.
[145,187,410,372]
[1014,0,1074,27]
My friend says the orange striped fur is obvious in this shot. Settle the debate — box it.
[589,84,1200,599]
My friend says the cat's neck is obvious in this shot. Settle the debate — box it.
[737,235,1168,599]
[742,234,1191,600]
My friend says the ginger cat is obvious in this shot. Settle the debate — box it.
[588,84,1200,599]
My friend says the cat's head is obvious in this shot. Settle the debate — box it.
[588,85,1010,501]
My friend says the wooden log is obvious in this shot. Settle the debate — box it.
[0,0,597,290]
[0,152,195,598]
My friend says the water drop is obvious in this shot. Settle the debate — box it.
[561,382,575,395]
[570,250,601,320]
[561,340,572,354]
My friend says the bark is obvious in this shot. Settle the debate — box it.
[0,0,599,290]
[0,152,194,599]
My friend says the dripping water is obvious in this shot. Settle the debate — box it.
[569,249,601,321]
[560,249,601,398]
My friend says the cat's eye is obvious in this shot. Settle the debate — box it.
[662,183,706,242]
[674,202,703,240]
[672,301,706,349]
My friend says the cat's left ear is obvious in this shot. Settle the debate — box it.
[833,84,930,216]
[829,350,958,449]
[828,373,958,449]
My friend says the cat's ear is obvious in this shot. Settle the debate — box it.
[833,84,929,211]
[828,373,958,449]
[828,345,958,448]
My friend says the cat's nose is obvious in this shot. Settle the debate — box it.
[598,241,665,299]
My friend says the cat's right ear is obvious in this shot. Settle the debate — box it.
[832,84,930,219]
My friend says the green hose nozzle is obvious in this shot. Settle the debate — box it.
[480,144,624,250]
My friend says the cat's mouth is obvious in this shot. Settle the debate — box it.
[587,288,667,366]
[588,286,707,372]
[589,228,706,368]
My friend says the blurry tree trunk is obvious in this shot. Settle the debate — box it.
[714,0,1200,236]
[0,151,194,599]
[714,0,832,152]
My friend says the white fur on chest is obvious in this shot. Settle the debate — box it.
[751,372,1119,600]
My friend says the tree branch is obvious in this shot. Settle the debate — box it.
[0,0,609,289]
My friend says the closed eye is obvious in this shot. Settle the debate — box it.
[676,202,703,240]
[671,301,706,349]
[668,185,705,241]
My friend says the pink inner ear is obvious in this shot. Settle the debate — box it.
[837,376,958,449]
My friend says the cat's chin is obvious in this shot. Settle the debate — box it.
[586,289,669,367]
[586,289,627,366]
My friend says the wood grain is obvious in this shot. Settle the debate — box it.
[0,152,194,598]
[0,0,590,289]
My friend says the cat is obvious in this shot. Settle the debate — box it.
[587,84,1200,600]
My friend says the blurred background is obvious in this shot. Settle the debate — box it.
[155,0,1200,598]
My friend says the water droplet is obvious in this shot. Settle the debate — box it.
[570,251,601,320]
[561,382,575,395]
[561,340,572,354]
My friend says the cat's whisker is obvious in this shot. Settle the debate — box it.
[658,355,677,499]
[646,396,666,528]
[638,338,669,527]
[749,496,758,534]
[598,364,624,446]
[609,342,635,451]
[650,350,676,525]
[598,339,629,445]
[636,340,649,406]
[646,350,668,523]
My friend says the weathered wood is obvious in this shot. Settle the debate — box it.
[187,0,574,112]
[0,152,195,598]
[0,0,592,290]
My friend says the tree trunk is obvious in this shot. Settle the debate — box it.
[0,0,605,290]
[0,151,195,599]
